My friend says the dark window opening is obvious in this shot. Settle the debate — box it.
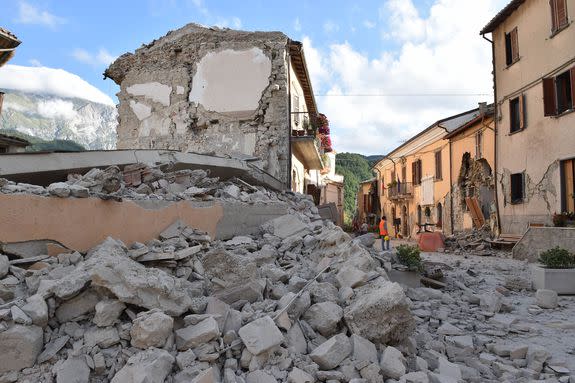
[551,0,569,33]
[509,96,524,133]
[475,130,483,159]
[293,95,300,125]
[412,160,422,185]
[0,147,7,154]
[510,173,525,204]
[505,28,519,66]
[557,70,573,114]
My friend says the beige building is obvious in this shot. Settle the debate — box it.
[105,24,323,191]
[481,0,575,234]
[372,105,495,237]
[308,152,345,225]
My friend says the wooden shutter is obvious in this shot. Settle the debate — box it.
[435,151,442,180]
[412,162,416,184]
[543,77,557,116]
[551,0,559,32]
[519,94,525,130]
[510,28,519,62]
[557,0,568,28]
[570,67,575,109]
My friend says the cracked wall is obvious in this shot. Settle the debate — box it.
[105,24,291,184]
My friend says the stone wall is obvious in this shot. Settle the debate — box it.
[105,24,291,184]
[513,227,575,262]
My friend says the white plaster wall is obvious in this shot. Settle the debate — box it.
[291,154,306,194]
[129,100,152,121]
[127,82,172,106]
[289,65,308,129]
[189,48,271,113]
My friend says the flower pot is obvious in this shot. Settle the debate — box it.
[531,264,575,294]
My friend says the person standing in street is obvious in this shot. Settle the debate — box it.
[379,215,390,251]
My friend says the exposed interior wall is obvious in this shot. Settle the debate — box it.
[493,0,575,234]
[105,24,291,184]
[291,153,305,194]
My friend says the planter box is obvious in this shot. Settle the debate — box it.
[531,264,575,295]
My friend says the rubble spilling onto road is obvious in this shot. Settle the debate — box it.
[0,166,573,382]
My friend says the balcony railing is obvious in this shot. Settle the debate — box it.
[387,182,413,199]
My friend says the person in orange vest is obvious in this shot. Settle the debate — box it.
[379,215,390,251]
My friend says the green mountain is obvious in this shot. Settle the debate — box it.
[335,153,377,224]
[0,129,85,152]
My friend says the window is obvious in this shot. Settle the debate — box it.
[401,165,406,182]
[550,0,569,33]
[505,27,519,66]
[391,170,395,183]
[510,172,525,204]
[412,159,422,185]
[0,147,7,154]
[475,130,483,159]
[434,150,442,180]
[293,94,300,125]
[543,67,575,116]
[509,94,525,133]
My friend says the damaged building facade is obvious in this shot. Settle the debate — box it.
[104,23,325,193]
[481,0,575,234]
[372,105,495,237]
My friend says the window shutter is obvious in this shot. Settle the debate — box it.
[543,77,557,116]
[570,67,575,109]
[557,0,568,28]
[551,0,559,32]
[519,94,525,130]
[412,162,416,184]
[511,28,519,62]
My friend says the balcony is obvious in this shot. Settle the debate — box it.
[291,129,323,170]
[387,182,414,200]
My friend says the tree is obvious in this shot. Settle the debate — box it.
[335,153,375,224]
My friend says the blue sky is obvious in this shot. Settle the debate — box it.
[1,0,508,154]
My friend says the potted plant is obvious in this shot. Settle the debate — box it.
[531,246,575,294]
[395,244,423,272]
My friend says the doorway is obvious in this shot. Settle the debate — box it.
[561,158,575,213]
[402,205,408,236]
[437,202,443,228]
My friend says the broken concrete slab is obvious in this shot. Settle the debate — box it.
[238,316,283,355]
[309,333,352,370]
[263,214,309,239]
[131,309,174,349]
[0,325,44,373]
[56,356,90,383]
[93,299,126,327]
[176,317,220,350]
[379,346,406,379]
[303,301,343,337]
[111,348,175,383]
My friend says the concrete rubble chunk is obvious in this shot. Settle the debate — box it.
[47,182,71,197]
[309,333,352,370]
[247,370,278,383]
[351,334,378,364]
[131,309,174,349]
[37,335,70,363]
[56,289,100,323]
[303,301,343,336]
[0,325,44,373]
[535,289,558,309]
[437,323,463,336]
[202,248,258,287]
[263,214,309,239]
[69,184,90,198]
[176,349,197,370]
[288,368,314,383]
[84,326,121,348]
[402,371,429,383]
[479,292,503,313]
[93,299,126,327]
[0,254,9,278]
[344,282,415,344]
[437,357,462,381]
[238,316,284,355]
[56,356,90,383]
[111,348,175,383]
[379,346,406,379]
[336,266,368,289]
[176,316,220,350]
[11,305,32,324]
[21,294,49,327]
[191,367,221,383]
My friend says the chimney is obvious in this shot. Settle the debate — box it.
[478,102,487,116]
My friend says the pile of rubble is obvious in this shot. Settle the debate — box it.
[443,226,495,256]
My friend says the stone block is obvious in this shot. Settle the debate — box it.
[131,309,174,349]
[176,317,220,350]
[310,333,351,370]
[0,325,44,373]
[238,316,283,355]
[303,302,343,336]
[379,346,406,379]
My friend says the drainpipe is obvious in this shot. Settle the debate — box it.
[483,33,501,235]
[449,139,454,235]
[287,44,292,192]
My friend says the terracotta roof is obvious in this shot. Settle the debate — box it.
[0,27,21,67]
[480,0,525,34]
[288,40,318,116]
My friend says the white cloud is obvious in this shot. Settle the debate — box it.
[37,100,78,119]
[28,59,42,67]
[304,0,508,155]
[191,0,209,15]
[15,1,65,28]
[323,20,339,34]
[214,16,242,29]
[294,17,302,32]
[72,48,117,66]
[363,20,376,29]
[0,64,115,105]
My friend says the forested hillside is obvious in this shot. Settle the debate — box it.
[335,153,376,224]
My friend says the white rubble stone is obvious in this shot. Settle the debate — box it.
[336,266,368,289]
[238,316,284,355]
[176,349,197,370]
[479,292,503,313]
[11,305,32,325]
[447,335,473,349]
[536,289,558,309]
[0,254,9,278]
[288,367,314,383]
[360,362,382,383]
[21,294,49,327]
[84,326,120,348]
[264,215,309,239]
[47,182,71,197]
[176,317,220,350]
[93,299,126,327]
[437,323,463,336]
[526,345,550,372]
[380,346,406,379]
[350,334,378,364]
[437,357,462,381]
[247,370,277,383]
[191,367,221,383]
[509,344,528,359]
[111,348,174,383]
[427,372,458,383]
[286,322,307,354]
[55,289,100,323]
[0,325,44,373]
[309,333,352,370]
[69,184,90,198]
[344,282,415,344]
[131,309,174,349]
[303,301,343,336]
[56,356,90,383]
[401,371,429,383]
[225,235,253,246]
